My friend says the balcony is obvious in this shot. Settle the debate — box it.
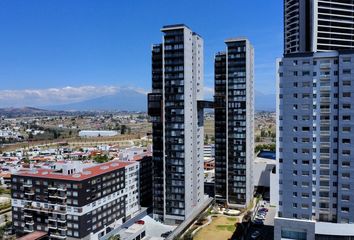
[320,109,331,114]
[48,224,57,230]
[24,205,67,215]
[49,193,67,200]
[49,216,66,223]
[25,220,34,225]
[24,191,35,196]
[24,214,32,218]
[320,97,330,103]
[24,227,34,233]
[320,164,330,169]
[320,63,331,69]
[50,233,66,239]
[57,226,67,231]
[50,230,67,240]
[57,187,67,192]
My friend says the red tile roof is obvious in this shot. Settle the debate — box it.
[18,231,47,240]
[14,161,134,181]
[132,152,152,161]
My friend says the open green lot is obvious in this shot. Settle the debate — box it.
[193,216,237,240]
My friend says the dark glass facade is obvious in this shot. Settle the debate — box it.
[214,39,253,207]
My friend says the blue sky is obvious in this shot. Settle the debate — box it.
[0,0,282,106]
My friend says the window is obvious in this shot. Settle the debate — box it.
[302,127,310,132]
[341,207,349,212]
[342,195,350,201]
[343,69,351,74]
[302,82,310,87]
[343,104,351,109]
[343,58,351,63]
[343,127,351,132]
[343,80,351,86]
[342,172,350,178]
[302,93,310,99]
[343,116,351,121]
[343,92,351,98]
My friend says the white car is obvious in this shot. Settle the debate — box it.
[256,215,266,220]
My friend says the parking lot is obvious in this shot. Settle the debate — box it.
[245,201,275,240]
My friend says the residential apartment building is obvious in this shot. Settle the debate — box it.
[277,1,354,239]
[214,38,255,208]
[284,0,354,54]
[11,161,140,240]
[148,24,206,224]
[135,156,153,210]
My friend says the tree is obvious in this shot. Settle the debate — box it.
[204,134,209,144]
[28,132,34,140]
[108,235,120,240]
[93,155,109,163]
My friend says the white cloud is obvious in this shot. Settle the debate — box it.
[204,86,214,100]
[0,85,128,108]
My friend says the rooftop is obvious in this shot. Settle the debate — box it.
[18,231,47,240]
[161,23,190,30]
[225,37,249,43]
[13,161,133,181]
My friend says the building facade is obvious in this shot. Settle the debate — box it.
[277,50,354,240]
[148,24,206,224]
[11,161,140,240]
[278,1,354,238]
[214,38,255,208]
[284,0,354,54]
[136,156,153,210]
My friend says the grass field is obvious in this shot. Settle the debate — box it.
[193,216,237,240]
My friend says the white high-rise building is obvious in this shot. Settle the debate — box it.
[148,24,206,225]
[285,0,354,54]
[276,51,354,239]
[276,1,354,239]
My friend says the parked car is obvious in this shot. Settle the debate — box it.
[256,213,267,218]
[256,216,266,221]
[251,230,261,239]
[161,231,172,238]
[253,219,264,225]
[135,220,145,225]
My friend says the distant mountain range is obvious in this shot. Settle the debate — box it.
[46,89,275,112]
[45,89,147,112]
[255,91,276,111]
[1,89,275,115]
[0,107,70,118]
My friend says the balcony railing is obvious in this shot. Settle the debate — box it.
[24,205,67,214]
[50,232,66,239]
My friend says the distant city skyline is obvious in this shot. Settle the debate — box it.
[0,0,282,107]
